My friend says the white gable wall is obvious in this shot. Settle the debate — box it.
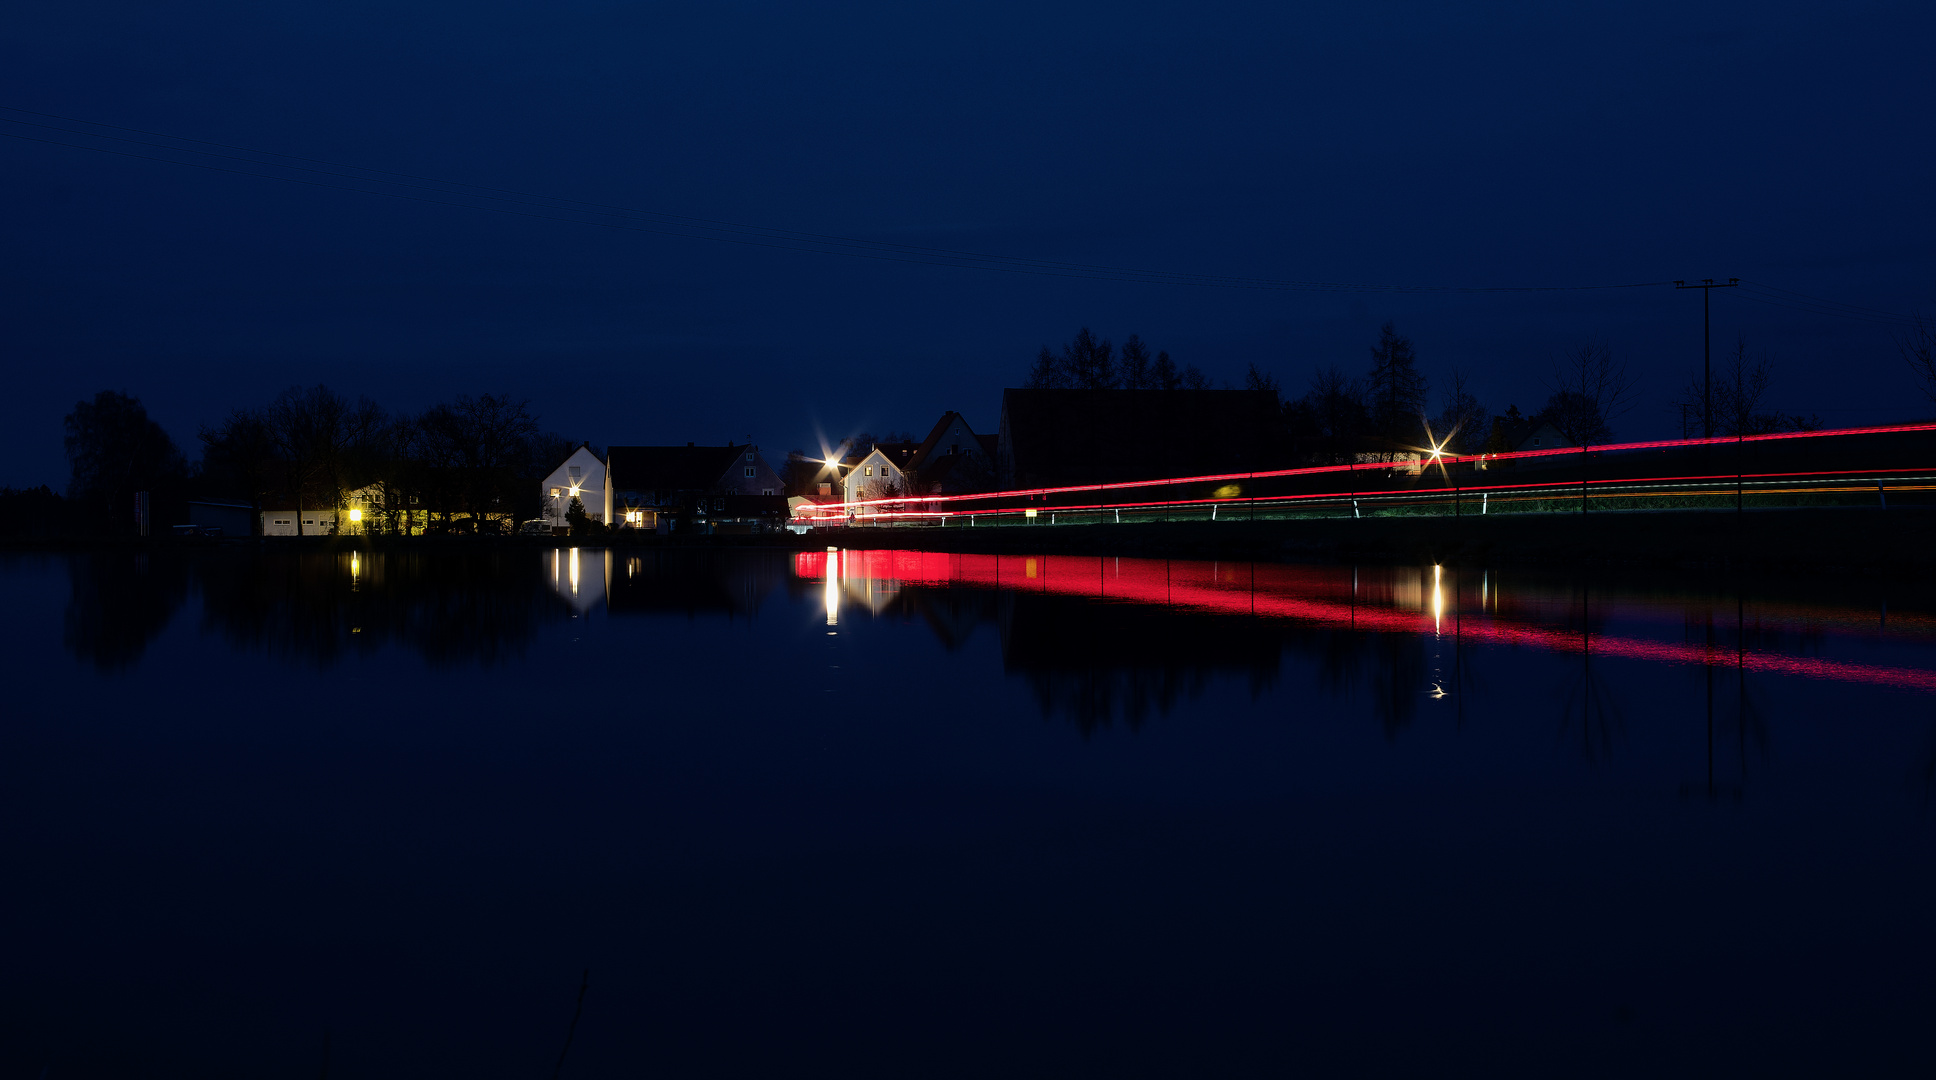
[844,448,908,511]
[539,446,607,528]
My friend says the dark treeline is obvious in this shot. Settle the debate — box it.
[6,386,584,538]
[1031,322,1830,469]
[201,385,578,535]
[1273,323,1825,461]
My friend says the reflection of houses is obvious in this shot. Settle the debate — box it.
[542,547,789,617]
[539,444,607,530]
[796,549,904,622]
[996,389,1283,487]
[546,546,608,614]
[608,550,788,617]
[606,443,787,533]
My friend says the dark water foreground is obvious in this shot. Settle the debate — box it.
[3,548,1935,1078]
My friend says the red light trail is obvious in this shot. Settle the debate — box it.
[793,419,1936,523]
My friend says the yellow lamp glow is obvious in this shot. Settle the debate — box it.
[348,508,363,522]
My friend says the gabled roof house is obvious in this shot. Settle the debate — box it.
[539,444,607,530]
[606,443,786,532]
[903,411,998,493]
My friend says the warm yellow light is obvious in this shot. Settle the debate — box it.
[348,508,363,522]
[569,546,580,595]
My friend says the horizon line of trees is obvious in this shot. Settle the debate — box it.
[29,385,583,538]
[1025,323,1835,467]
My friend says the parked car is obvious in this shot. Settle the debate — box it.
[518,519,552,536]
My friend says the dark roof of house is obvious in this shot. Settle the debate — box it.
[875,445,917,470]
[908,411,981,471]
[999,388,1284,485]
[607,444,748,491]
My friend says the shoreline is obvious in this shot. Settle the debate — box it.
[4,506,1929,578]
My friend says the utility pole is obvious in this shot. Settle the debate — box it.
[1674,279,1739,439]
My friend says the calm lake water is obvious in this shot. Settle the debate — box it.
[5,546,1936,1078]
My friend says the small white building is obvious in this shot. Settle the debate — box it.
[261,506,338,536]
[844,447,912,515]
[539,445,607,530]
[261,484,404,536]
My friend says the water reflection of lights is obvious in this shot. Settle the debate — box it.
[569,547,580,596]
[350,552,361,590]
[1432,563,1443,635]
[825,549,839,626]
[787,550,1936,694]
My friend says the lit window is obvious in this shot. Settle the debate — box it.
[865,466,873,476]
[550,487,560,497]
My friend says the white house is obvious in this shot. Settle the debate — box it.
[844,446,913,516]
[539,444,607,530]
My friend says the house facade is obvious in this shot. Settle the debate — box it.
[903,411,997,493]
[261,506,338,536]
[606,443,787,532]
[844,446,913,512]
[539,444,608,530]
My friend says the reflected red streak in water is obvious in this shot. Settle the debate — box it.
[794,551,1936,693]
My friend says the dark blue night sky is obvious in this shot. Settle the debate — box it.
[4,1,1932,486]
